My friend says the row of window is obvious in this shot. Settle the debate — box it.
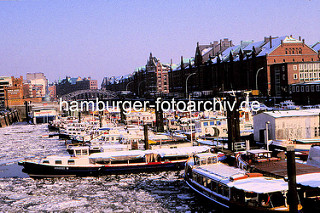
[273,58,313,63]
[43,159,75,165]
[285,48,302,55]
[314,127,320,137]
[203,121,222,126]
[193,172,230,198]
[291,85,320,93]
[299,72,320,80]
[299,63,320,70]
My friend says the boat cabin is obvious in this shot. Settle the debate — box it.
[194,153,219,166]
[245,149,279,163]
[40,156,90,166]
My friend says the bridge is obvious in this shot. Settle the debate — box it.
[59,89,118,101]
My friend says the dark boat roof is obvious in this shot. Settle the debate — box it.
[251,160,320,178]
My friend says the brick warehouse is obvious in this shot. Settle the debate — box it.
[102,35,320,101]
[168,35,319,98]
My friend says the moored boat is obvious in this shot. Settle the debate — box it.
[184,153,303,212]
[19,146,213,178]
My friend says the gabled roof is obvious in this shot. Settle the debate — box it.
[257,36,288,57]
[312,42,320,52]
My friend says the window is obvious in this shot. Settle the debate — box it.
[316,85,320,92]
[293,74,298,80]
[43,160,49,164]
[301,86,304,92]
[68,160,75,165]
[203,122,208,126]
[306,86,309,92]
[210,121,214,126]
[311,85,315,92]
[293,65,297,70]
[76,150,81,155]
[55,160,62,164]
[296,86,300,92]
[292,86,295,92]
[217,121,221,125]
[283,59,285,62]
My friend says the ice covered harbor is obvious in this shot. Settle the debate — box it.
[0,123,218,212]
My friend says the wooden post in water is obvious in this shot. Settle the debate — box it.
[99,113,102,128]
[155,103,164,132]
[24,101,29,123]
[120,102,126,124]
[286,145,298,213]
[144,124,149,150]
[78,111,81,123]
[226,94,240,151]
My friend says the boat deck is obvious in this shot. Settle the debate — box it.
[250,160,320,178]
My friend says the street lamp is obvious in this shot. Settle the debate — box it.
[126,81,133,92]
[138,80,145,97]
[266,121,270,151]
[185,73,196,98]
[255,67,264,91]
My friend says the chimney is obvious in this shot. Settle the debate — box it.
[299,36,301,41]
[302,39,305,46]
[290,34,292,38]
[230,40,232,46]
[269,36,272,48]
[220,39,222,51]
[281,40,283,46]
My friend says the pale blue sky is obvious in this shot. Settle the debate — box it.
[0,0,319,86]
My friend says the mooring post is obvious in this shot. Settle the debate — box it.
[287,145,298,213]
[25,101,29,123]
[144,124,149,150]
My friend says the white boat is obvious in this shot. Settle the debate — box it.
[184,153,302,212]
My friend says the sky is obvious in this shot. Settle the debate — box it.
[0,0,319,87]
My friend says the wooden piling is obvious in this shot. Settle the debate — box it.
[286,145,298,213]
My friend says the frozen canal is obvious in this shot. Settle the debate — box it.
[0,123,222,212]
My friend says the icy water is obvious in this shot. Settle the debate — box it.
[0,123,223,212]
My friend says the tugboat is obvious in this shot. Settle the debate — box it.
[184,153,303,212]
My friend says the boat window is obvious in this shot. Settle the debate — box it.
[55,160,62,164]
[269,192,286,207]
[206,179,211,188]
[68,160,75,165]
[82,149,88,155]
[210,180,217,192]
[42,160,49,164]
[222,186,229,198]
[201,158,207,165]
[203,177,207,187]
[210,121,214,126]
[218,184,223,195]
[259,193,271,208]
[245,192,258,206]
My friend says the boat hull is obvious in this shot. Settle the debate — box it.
[18,161,186,178]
